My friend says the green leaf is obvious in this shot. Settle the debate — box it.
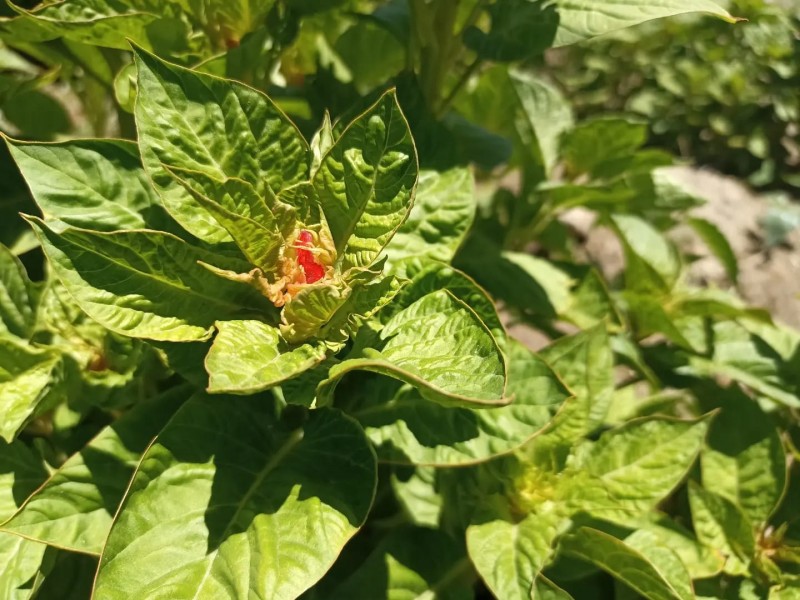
[561,117,647,178]
[382,167,475,265]
[560,527,692,600]
[566,416,710,519]
[313,89,418,271]
[0,243,39,339]
[467,502,565,600]
[354,340,569,465]
[628,520,724,579]
[701,389,786,527]
[166,167,287,273]
[389,258,504,343]
[0,335,62,443]
[0,439,47,523]
[549,0,737,47]
[510,69,574,177]
[689,482,756,575]
[6,138,164,232]
[610,213,681,292]
[463,0,558,61]
[391,466,442,528]
[0,532,46,599]
[205,320,328,394]
[134,47,310,242]
[27,217,267,342]
[0,385,191,554]
[682,321,800,408]
[95,395,376,600]
[329,527,473,599]
[687,217,739,284]
[538,324,614,442]
[319,290,507,408]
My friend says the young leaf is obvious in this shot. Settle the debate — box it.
[538,324,614,442]
[701,388,787,528]
[6,138,164,232]
[329,527,473,599]
[318,290,507,408]
[166,167,287,273]
[313,89,418,271]
[467,502,565,600]
[204,320,328,394]
[27,217,267,342]
[95,395,377,600]
[0,243,39,339]
[0,335,62,443]
[354,340,570,466]
[382,167,475,265]
[611,214,681,292]
[559,527,693,600]
[134,47,311,242]
[689,482,756,575]
[0,385,192,555]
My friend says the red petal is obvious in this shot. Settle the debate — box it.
[296,230,325,283]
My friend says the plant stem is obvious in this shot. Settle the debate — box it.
[435,55,482,117]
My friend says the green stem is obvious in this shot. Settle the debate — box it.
[435,55,482,117]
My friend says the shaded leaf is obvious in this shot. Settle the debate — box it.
[95,395,377,599]
[1,385,191,554]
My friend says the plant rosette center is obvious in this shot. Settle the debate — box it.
[275,227,337,306]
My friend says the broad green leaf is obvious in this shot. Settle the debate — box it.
[688,482,755,575]
[561,117,647,178]
[560,527,692,600]
[549,0,736,47]
[623,530,695,600]
[166,167,286,272]
[280,283,351,344]
[539,324,613,442]
[329,527,473,599]
[687,217,739,284]
[467,502,565,600]
[388,258,505,343]
[6,138,163,232]
[0,439,47,522]
[313,90,418,271]
[0,335,61,443]
[383,167,475,265]
[318,290,507,408]
[0,385,191,554]
[511,70,574,176]
[611,213,681,292]
[27,217,267,342]
[95,395,376,600]
[629,520,724,579]
[28,550,97,599]
[134,47,311,242]
[0,243,38,339]
[566,416,710,519]
[682,321,800,408]
[391,466,442,528]
[3,1,182,51]
[354,340,569,465]
[0,532,46,600]
[205,320,327,394]
[463,0,558,61]
[701,389,786,527]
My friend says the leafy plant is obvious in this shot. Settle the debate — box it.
[2,0,800,599]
